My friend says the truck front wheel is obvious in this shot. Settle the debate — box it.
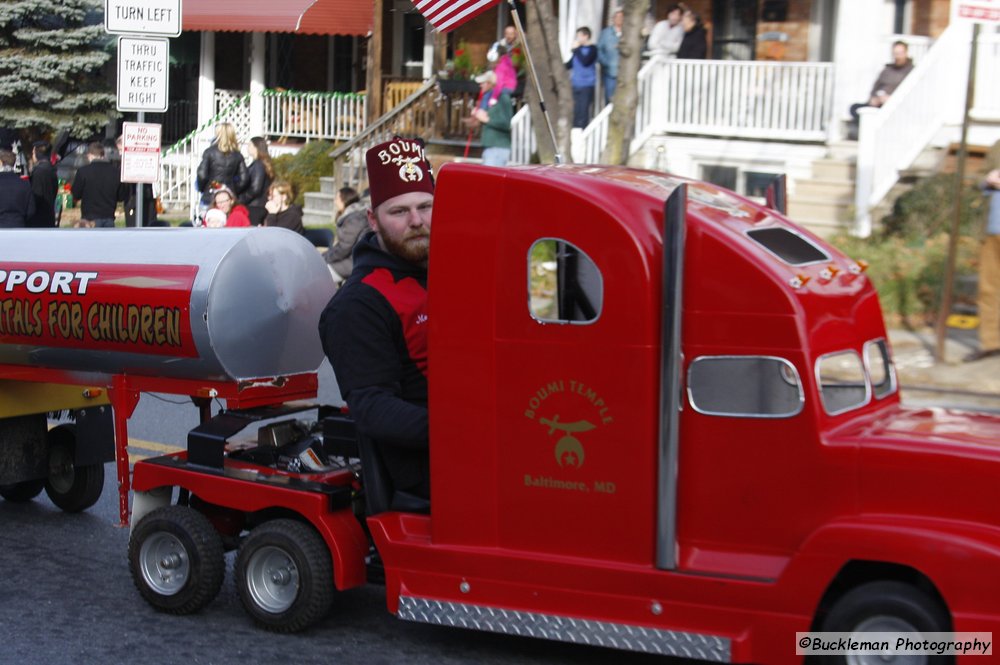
[0,479,45,502]
[820,580,952,665]
[129,505,225,614]
[44,425,104,513]
[235,519,333,632]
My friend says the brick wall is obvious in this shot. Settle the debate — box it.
[756,0,812,62]
[912,0,952,37]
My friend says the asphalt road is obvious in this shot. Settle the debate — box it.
[0,362,681,665]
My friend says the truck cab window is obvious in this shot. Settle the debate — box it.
[816,350,869,415]
[865,339,897,399]
[687,356,803,418]
[528,239,603,324]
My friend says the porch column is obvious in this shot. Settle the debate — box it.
[249,32,266,138]
[198,31,216,130]
[828,2,883,141]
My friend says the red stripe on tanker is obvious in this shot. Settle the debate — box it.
[0,229,337,382]
[0,263,198,357]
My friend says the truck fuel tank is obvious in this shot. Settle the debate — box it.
[0,228,336,382]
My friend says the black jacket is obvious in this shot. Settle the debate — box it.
[677,25,708,59]
[319,232,429,497]
[196,145,248,195]
[0,171,35,228]
[71,160,122,220]
[28,159,57,227]
[240,160,271,208]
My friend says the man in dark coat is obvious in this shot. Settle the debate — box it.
[28,141,58,227]
[319,138,434,501]
[71,142,122,227]
[0,149,35,228]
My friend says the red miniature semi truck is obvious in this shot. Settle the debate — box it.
[22,164,997,664]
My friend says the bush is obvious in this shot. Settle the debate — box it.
[272,140,335,206]
[830,175,988,324]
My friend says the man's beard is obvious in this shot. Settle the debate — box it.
[379,225,430,264]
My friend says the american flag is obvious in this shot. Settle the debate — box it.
[413,0,503,32]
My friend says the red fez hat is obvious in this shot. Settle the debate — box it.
[365,137,434,209]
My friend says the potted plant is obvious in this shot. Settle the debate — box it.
[438,41,481,94]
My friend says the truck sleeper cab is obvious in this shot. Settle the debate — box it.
[128,164,1000,664]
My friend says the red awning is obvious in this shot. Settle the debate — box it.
[183,0,373,36]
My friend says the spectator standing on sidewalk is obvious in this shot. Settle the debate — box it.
[241,136,274,226]
[0,148,34,228]
[648,3,685,58]
[468,70,513,167]
[597,9,624,104]
[71,142,122,228]
[567,27,598,129]
[676,9,707,60]
[325,186,369,283]
[28,141,58,227]
[968,140,1000,362]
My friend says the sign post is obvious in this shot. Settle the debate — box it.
[107,0,181,228]
[935,4,997,360]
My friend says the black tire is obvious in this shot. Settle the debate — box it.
[128,505,225,615]
[819,580,952,665]
[43,424,104,513]
[0,478,46,502]
[235,519,334,632]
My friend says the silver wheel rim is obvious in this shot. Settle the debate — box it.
[245,545,299,614]
[47,444,74,494]
[139,532,190,596]
[846,616,926,665]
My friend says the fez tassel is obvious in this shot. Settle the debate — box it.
[414,0,502,32]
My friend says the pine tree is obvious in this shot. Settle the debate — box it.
[0,0,116,138]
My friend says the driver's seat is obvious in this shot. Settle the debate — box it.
[356,434,430,515]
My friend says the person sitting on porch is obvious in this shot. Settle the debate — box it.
[849,41,914,125]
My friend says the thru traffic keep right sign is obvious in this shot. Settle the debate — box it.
[116,37,169,113]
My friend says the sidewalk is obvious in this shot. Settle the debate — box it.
[888,328,1000,410]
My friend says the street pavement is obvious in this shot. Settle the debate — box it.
[888,327,1000,411]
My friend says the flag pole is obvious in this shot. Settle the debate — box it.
[507,0,563,163]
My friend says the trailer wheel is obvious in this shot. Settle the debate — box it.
[0,479,46,502]
[43,424,104,513]
[235,519,333,632]
[819,580,952,665]
[129,505,225,615]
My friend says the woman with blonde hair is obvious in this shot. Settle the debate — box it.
[196,122,248,208]
[240,136,274,225]
[263,180,304,234]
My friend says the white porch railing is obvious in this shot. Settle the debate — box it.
[261,90,367,142]
[854,23,971,236]
[159,89,367,218]
[659,59,835,141]
[510,56,834,164]
[510,104,535,165]
[973,32,1000,120]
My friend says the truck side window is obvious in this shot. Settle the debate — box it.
[816,350,869,415]
[745,227,829,265]
[687,356,803,418]
[528,239,603,324]
[865,339,897,399]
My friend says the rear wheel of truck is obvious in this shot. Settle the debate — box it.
[0,478,45,502]
[819,580,952,665]
[44,424,104,513]
[129,505,225,614]
[235,519,333,632]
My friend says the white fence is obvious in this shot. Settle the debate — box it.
[657,59,835,141]
[854,23,971,236]
[511,55,835,165]
[510,105,535,165]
